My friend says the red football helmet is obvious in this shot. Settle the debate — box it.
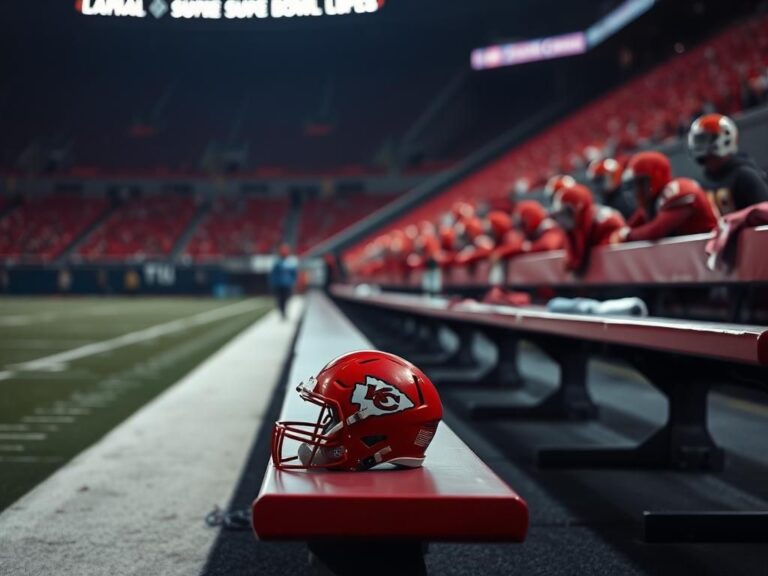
[623,151,672,203]
[514,200,549,238]
[587,158,623,196]
[688,113,738,163]
[550,183,593,231]
[544,174,576,201]
[450,201,475,223]
[486,210,513,240]
[272,351,443,471]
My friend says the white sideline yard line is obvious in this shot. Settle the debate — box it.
[0,297,303,576]
[0,433,46,441]
[0,304,135,326]
[0,299,263,382]
[22,416,75,424]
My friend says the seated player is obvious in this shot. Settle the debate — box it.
[586,158,634,220]
[544,174,577,203]
[385,229,414,279]
[614,151,717,243]
[688,113,768,215]
[452,210,512,266]
[493,200,565,259]
[406,220,452,270]
[452,216,495,266]
[358,234,390,277]
[436,223,458,267]
[550,183,626,272]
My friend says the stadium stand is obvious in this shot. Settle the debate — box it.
[296,194,399,255]
[252,291,528,573]
[77,195,196,261]
[344,14,768,268]
[184,196,290,260]
[0,194,109,262]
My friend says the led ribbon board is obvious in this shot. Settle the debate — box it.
[471,0,656,70]
[76,0,383,19]
[471,32,588,71]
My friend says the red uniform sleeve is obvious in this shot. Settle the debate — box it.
[528,228,565,252]
[493,230,525,260]
[627,208,647,228]
[625,206,693,242]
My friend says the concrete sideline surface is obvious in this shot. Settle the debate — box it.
[0,298,304,576]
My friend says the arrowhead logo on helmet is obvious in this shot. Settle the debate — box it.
[271,350,443,471]
[352,376,415,417]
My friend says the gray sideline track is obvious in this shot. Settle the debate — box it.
[201,309,768,576]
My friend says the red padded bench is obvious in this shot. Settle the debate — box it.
[331,286,768,542]
[251,292,528,575]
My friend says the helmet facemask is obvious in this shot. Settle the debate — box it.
[689,131,720,164]
[550,198,577,231]
[271,378,350,470]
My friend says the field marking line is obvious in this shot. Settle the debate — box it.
[0,424,30,432]
[0,299,264,382]
[22,416,75,424]
[0,305,135,326]
[0,433,46,441]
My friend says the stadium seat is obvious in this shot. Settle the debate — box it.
[296,194,399,255]
[77,195,196,260]
[0,194,108,262]
[185,196,289,259]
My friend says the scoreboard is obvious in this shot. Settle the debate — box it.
[76,0,383,19]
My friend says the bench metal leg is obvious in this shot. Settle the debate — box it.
[644,511,768,543]
[308,540,427,576]
[470,344,598,420]
[416,325,477,370]
[538,362,724,471]
[472,335,524,389]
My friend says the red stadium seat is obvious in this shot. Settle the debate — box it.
[296,194,400,255]
[77,195,196,261]
[0,194,109,262]
[185,197,289,259]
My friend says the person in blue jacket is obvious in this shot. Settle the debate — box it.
[269,244,297,320]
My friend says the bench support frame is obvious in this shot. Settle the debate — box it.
[643,511,768,543]
[471,341,598,420]
[539,356,725,471]
[308,540,427,576]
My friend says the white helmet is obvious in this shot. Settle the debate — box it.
[688,113,738,162]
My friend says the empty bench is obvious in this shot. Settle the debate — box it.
[251,291,528,575]
[331,285,768,542]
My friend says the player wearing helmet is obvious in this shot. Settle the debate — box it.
[688,113,768,214]
[272,350,443,471]
[544,174,577,202]
[586,158,634,220]
[453,211,512,265]
[493,200,565,259]
[550,183,625,272]
[615,151,717,242]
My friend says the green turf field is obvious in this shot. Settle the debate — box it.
[0,297,272,512]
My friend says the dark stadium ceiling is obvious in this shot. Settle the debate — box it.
[0,0,638,69]
[0,1,758,82]
[1,1,628,35]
